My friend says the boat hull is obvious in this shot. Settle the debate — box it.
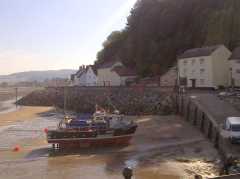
[48,134,133,149]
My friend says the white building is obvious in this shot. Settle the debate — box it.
[229,47,240,87]
[178,45,231,88]
[71,65,97,86]
[97,61,137,86]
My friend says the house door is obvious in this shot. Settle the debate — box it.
[190,79,196,88]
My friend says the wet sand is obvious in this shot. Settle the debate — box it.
[0,104,221,179]
[0,106,53,127]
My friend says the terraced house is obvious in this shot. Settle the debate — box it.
[178,45,231,88]
[97,61,137,86]
[229,47,240,87]
[71,65,97,86]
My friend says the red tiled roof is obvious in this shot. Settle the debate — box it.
[112,66,137,77]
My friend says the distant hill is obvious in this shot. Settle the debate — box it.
[0,69,77,83]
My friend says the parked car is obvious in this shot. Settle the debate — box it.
[223,117,240,144]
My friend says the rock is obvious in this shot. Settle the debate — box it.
[18,87,177,115]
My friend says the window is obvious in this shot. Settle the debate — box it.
[183,68,187,74]
[192,59,195,65]
[231,124,240,132]
[183,60,187,65]
[200,79,205,85]
[200,68,205,74]
[200,58,205,65]
[191,70,195,74]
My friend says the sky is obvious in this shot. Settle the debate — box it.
[0,0,137,75]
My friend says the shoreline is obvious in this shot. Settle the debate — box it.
[0,105,53,127]
[0,107,220,178]
[0,99,20,114]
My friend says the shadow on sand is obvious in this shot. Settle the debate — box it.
[25,145,128,159]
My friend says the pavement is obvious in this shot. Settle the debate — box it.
[188,92,240,125]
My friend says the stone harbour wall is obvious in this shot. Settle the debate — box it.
[177,94,240,161]
[17,86,176,115]
[177,95,223,152]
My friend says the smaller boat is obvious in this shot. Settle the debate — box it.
[46,108,138,149]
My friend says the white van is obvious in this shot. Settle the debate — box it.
[223,117,240,144]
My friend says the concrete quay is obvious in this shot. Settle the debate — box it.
[177,92,240,159]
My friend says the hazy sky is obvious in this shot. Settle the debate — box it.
[0,0,136,75]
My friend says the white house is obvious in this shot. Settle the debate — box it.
[178,45,231,88]
[71,65,97,86]
[97,61,137,86]
[229,47,240,87]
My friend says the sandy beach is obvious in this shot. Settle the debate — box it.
[0,97,221,179]
[0,87,52,127]
[0,106,53,127]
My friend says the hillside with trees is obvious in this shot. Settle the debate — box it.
[95,0,240,77]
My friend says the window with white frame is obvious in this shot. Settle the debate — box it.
[192,59,195,65]
[200,79,205,85]
[183,68,187,75]
[200,68,205,74]
[200,58,205,65]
